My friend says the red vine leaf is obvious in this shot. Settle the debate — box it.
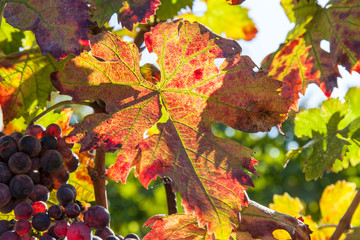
[3,0,90,60]
[262,0,360,109]
[143,214,211,240]
[51,20,289,238]
[117,0,161,31]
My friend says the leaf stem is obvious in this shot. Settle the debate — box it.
[28,100,93,127]
[162,177,177,215]
[330,188,360,240]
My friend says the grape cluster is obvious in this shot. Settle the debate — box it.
[0,124,79,213]
[0,182,140,240]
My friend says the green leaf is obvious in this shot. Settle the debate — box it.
[156,0,193,20]
[0,49,65,124]
[0,17,24,55]
[179,0,257,40]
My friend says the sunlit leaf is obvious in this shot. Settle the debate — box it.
[2,0,90,60]
[0,50,64,124]
[0,17,24,55]
[51,20,289,238]
[156,0,193,20]
[269,192,305,218]
[262,0,360,109]
[179,0,257,40]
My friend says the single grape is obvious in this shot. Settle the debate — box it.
[40,135,59,150]
[27,170,41,184]
[65,202,80,218]
[9,174,34,199]
[32,201,47,215]
[9,132,24,143]
[124,233,140,240]
[40,150,63,172]
[18,135,41,158]
[48,204,63,219]
[84,205,110,229]
[50,166,69,190]
[66,222,92,240]
[0,220,11,236]
[64,152,80,173]
[57,137,74,149]
[0,198,15,214]
[0,185,12,207]
[0,164,12,184]
[14,219,31,236]
[30,184,49,202]
[14,202,33,220]
[95,227,114,239]
[0,135,18,161]
[25,125,45,139]
[8,152,32,174]
[32,212,51,231]
[45,124,62,139]
[40,171,54,190]
[57,147,72,162]
[54,220,69,238]
[0,231,22,240]
[56,184,77,204]
[105,236,119,240]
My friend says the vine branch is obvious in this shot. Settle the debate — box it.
[162,177,177,215]
[330,188,360,240]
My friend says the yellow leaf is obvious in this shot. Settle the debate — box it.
[269,192,305,217]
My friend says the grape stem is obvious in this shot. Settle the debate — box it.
[330,187,360,240]
[28,100,93,127]
[89,147,108,210]
[162,177,177,215]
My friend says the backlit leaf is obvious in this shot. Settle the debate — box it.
[292,87,360,179]
[2,0,90,60]
[51,20,289,238]
[179,0,257,40]
[92,0,161,30]
[156,0,193,20]
[0,17,24,55]
[262,0,360,109]
[269,192,305,218]
[0,49,64,124]
[237,200,312,240]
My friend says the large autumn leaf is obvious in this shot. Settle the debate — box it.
[262,0,360,109]
[92,0,161,29]
[179,0,257,40]
[0,49,64,124]
[2,0,90,60]
[51,20,289,238]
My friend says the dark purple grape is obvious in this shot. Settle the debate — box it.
[0,164,12,184]
[0,220,11,236]
[64,152,79,173]
[58,137,74,149]
[31,157,41,170]
[105,236,119,240]
[40,135,58,150]
[8,152,32,174]
[0,198,15,214]
[56,185,75,204]
[32,212,51,231]
[14,219,31,236]
[9,132,23,143]
[84,206,110,230]
[65,203,80,218]
[50,166,69,190]
[48,205,62,219]
[0,231,21,240]
[14,202,33,220]
[0,135,18,161]
[25,125,45,139]
[54,220,69,238]
[66,222,92,240]
[0,183,11,208]
[9,174,34,199]
[18,135,41,157]
[40,171,54,190]
[0,132,5,137]
[27,170,41,184]
[124,233,140,240]
[40,235,56,240]
[57,147,72,162]
[40,150,63,172]
[95,227,114,239]
[45,124,62,139]
[30,184,49,202]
